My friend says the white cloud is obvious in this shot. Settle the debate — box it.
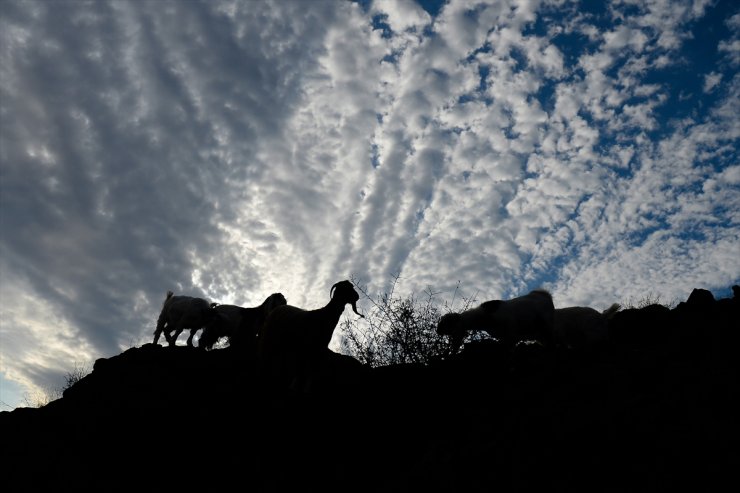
[550,227,740,309]
[718,12,740,66]
[0,269,99,403]
[719,39,740,65]
[703,71,722,93]
[372,0,431,32]
[603,25,649,52]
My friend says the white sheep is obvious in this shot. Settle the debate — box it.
[437,288,555,353]
[257,280,364,391]
[153,291,219,347]
[198,292,287,351]
[553,303,621,351]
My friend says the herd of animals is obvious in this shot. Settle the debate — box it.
[151,281,622,354]
[153,279,724,390]
[153,280,365,389]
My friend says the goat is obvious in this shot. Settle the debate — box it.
[553,303,621,351]
[257,280,364,391]
[437,289,555,353]
[608,304,672,349]
[198,293,287,351]
[153,291,219,347]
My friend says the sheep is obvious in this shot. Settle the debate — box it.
[198,292,288,352]
[256,280,364,391]
[437,289,555,354]
[553,303,621,352]
[153,291,220,347]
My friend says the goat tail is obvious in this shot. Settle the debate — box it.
[602,303,621,319]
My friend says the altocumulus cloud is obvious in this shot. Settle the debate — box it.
[1,0,738,409]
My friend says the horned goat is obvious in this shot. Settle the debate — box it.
[553,303,621,351]
[257,280,364,391]
[153,291,219,347]
[198,292,287,351]
[437,289,555,353]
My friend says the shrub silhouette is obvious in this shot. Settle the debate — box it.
[22,361,91,408]
[340,276,478,366]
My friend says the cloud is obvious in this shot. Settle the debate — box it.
[703,71,722,93]
[0,0,373,403]
[0,268,100,401]
[718,12,740,66]
[603,25,649,53]
[1,0,738,408]
[372,0,432,32]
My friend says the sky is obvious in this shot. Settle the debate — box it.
[1,0,738,410]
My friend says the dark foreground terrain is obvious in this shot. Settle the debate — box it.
[2,288,739,492]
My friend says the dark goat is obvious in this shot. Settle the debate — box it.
[554,303,621,351]
[198,293,287,351]
[153,291,219,347]
[257,280,364,391]
[437,289,555,353]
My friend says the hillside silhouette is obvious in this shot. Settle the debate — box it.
[2,286,738,492]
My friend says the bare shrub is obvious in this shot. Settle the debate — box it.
[22,361,91,408]
[623,292,677,309]
[62,361,90,390]
[340,275,479,367]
